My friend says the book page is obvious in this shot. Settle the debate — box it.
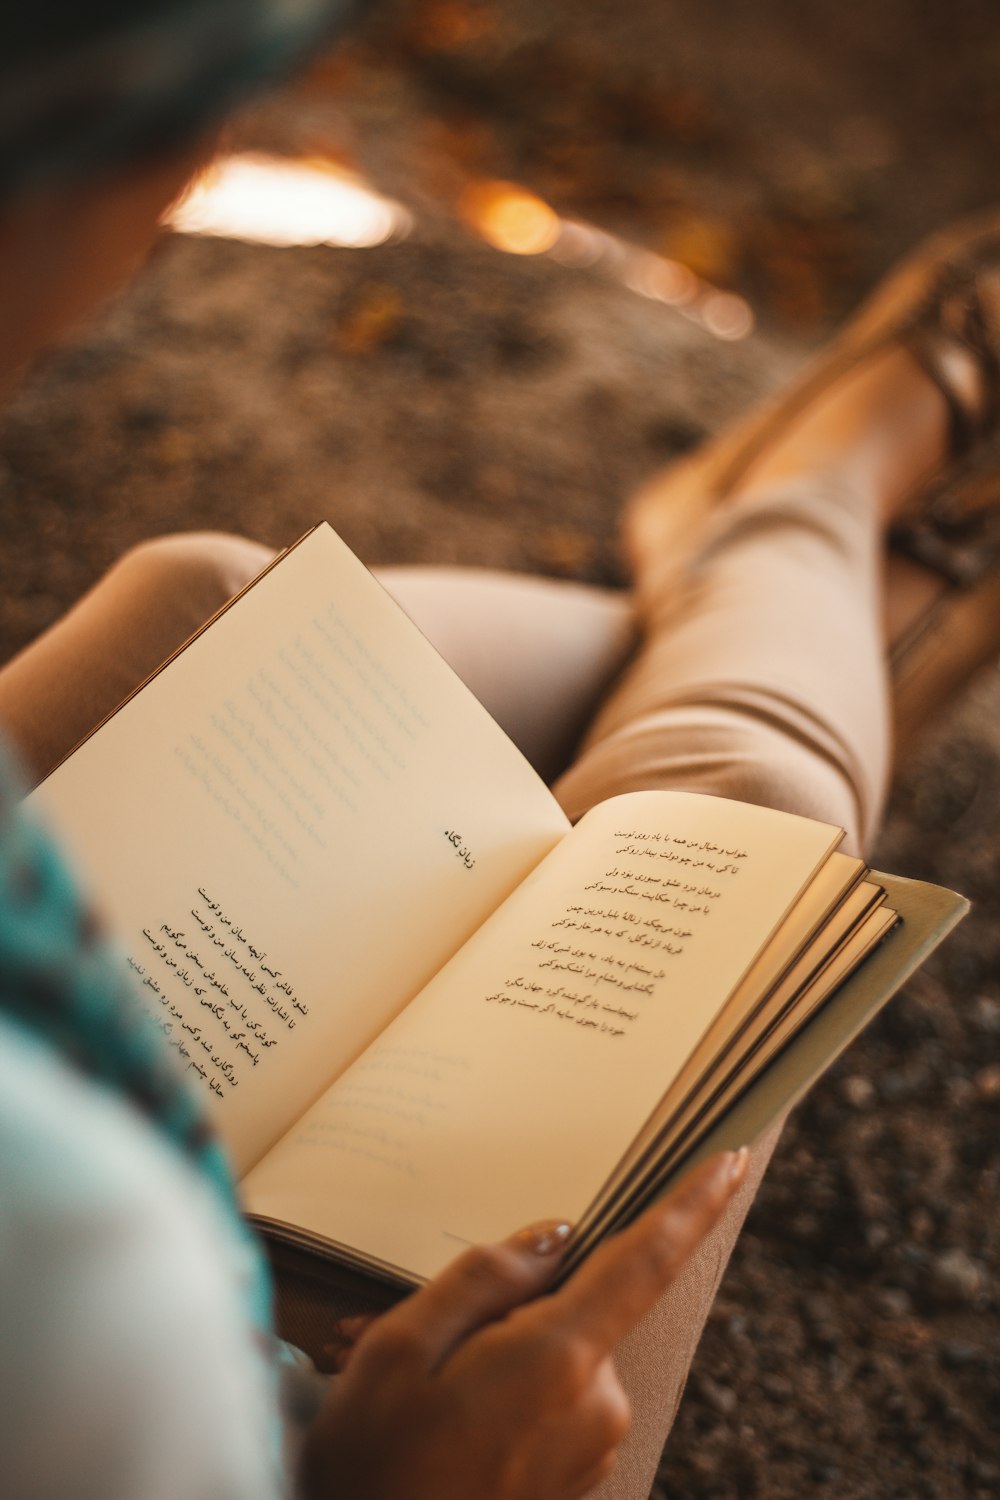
[29,525,569,1174]
[717,905,898,1083]
[675,872,966,1172]
[573,880,888,1244]
[577,851,870,1216]
[243,789,842,1280]
[566,899,898,1265]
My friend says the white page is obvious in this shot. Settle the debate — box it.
[30,526,569,1173]
[244,789,841,1279]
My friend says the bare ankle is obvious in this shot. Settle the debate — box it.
[733,348,950,524]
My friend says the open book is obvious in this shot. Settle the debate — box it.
[30,523,967,1286]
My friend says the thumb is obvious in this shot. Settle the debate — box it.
[361,1220,572,1374]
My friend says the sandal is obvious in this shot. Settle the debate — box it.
[623,211,1000,752]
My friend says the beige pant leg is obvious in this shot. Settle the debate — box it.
[549,476,888,1500]
[0,536,635,784]
[556,476,889,854]
[373,566,637,783]
[0,532,276,784]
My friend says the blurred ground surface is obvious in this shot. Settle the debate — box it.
[2,1,999,1495]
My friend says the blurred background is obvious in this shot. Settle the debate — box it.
[1,1,999,1494]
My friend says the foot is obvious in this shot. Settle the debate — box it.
[625,212,1000,676]
[727,345,955,652]
[623,344,955,646]
[729,344,951,524]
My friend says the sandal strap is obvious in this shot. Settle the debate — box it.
[905,251,1000,460]
[627,213,1000,606]
[892,243,1000,585]
[892,449,1000,586]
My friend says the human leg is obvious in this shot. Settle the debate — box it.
[0,532,276,783]
[557,344,951,853]
[375,566,635,782]
[0,534,635,788]
[556,484,886,1498]
[554,333,962,1497]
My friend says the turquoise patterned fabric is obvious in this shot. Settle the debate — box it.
[0,741,274,1336]
[0,0,362,197]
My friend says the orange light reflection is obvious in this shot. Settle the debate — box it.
[459,181,561,255]
[462,180,755,341]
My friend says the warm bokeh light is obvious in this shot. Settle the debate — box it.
[460,181,562,255]
[623,252,698,308]
[460,181,754,341]
[547,221,606,268]
[167,156,754,342]
[167,155,411,249]
[699,290,755,342]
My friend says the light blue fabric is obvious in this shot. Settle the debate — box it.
[0,1014,284,1500]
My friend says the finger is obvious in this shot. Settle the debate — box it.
[572,1355,631,1461]
[565,1447,620,1500]
[533,1357,630,1500]
[326,1340,359,1374]
[333,1314,377,1340]
[543,1433,621,1500]
[357,1218,573,1374]
[542,1149,748,1354]
[319,1312,382,1372]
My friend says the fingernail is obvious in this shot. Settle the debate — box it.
[515,1219,573,1255]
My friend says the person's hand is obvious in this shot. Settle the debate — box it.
[301,1148,748,1500]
